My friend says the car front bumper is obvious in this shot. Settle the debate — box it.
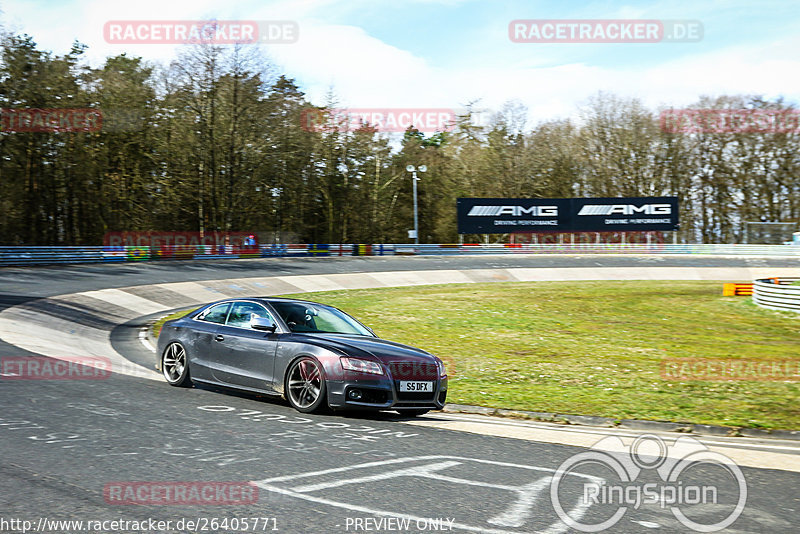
[326,375,448,411]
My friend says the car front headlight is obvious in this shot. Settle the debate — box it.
[340,357,384,375]
[435,357,447,378]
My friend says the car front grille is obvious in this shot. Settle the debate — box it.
[346,387,388,405]
[397,391,436,402]
[388,362,438,380]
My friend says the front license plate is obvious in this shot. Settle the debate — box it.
[399,381,433,392]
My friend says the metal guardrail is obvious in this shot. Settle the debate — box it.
[407,243,800,256]
[1,243,800,267]
[0,244,392,267]
[753,277,800,313]
[0,246,107,266]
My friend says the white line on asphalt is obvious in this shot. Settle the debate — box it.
[253,455,600,534]
[292,461,462,493]
[138,328,155,353]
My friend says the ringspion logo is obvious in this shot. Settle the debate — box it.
[509,19,703,43]
[551,434,746,532]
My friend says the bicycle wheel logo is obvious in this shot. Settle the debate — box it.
[550,434,747,532]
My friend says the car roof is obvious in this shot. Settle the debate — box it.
[206,296,328,306]
[260,297,325,305]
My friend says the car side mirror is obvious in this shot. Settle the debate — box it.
[251,317,277,332]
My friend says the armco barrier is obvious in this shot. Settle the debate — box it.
[753,277,800,312]
[0,244,394,267]
[1,243,800,267]
[412,243,800,256]
[0,246,107,265]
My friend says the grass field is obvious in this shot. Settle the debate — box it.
[155,281,800,429]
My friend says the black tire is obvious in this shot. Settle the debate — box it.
[162,342,192,387]
[399,409,429,417]
[285,357,328,413]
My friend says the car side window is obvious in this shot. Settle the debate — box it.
[196,303,231,324]
[272,302,316,332]
[226,301,273,329]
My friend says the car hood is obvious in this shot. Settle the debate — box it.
[287,333,435,363]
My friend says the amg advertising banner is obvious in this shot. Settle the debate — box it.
[457,197,679,233]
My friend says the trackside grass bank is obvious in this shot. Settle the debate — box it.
[152,281,800,429]
[284,281,800,430]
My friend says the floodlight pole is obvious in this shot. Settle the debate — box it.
[406,165,426,246]
[412,171,419,245]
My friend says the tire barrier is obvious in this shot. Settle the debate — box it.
[2,242,800,267]
[753,277,800,313]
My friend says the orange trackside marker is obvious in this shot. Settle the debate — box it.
[723,283,753,296]
[722,283,735,296]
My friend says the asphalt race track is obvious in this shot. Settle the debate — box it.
[1,255,799,533]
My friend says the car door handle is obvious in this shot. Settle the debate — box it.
[214,334,224,342]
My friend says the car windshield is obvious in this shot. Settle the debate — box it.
[271,302,373,336]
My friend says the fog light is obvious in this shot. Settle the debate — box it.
[348,389,363,400]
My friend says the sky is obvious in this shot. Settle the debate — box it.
[2,0,800,128]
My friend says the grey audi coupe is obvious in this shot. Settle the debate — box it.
[156,297,447,416]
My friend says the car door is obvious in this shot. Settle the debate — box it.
[210,301,280,391]
[187,302,231,382]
